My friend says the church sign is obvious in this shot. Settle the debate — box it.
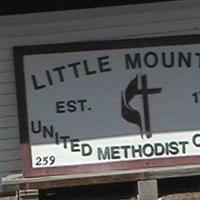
[14,35,200,177]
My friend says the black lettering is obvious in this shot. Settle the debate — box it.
[144,52,158,68]
[179,141,189,154]
[46,70,53,85]
[98,56,111,72]
[125,53,141,69]
[56,101,65,113]
[131,145,143,158]
[178,52,191,68]
[169,142,179,155]
[31,120,42,134]
[31,75,46,90]
[162,52,174,68]
[67,100,77,112]
[121,146,130,158]
[81,143,92,156]
[83,60,97,76]
[111,146,120,159]
[71,139,80,152]
[43,125,54,138]
[97,147,110,160]
[77,99,87,111]
[68,62,80,78]
[193,92,199,104]
[36,157,42,166]
[55,132,60,145]
[60,136,70,149]
[195,53,200,68]
[154,143,165,156]
[193,134,200,147]
[53,66,66,82]
[165,143,170,155]
[143,144,154,157]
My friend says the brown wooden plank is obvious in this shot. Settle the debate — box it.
[2,165,200,192]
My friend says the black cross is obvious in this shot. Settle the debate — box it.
[138,75,161,138]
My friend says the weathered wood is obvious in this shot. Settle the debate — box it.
[0,61,13,72]
[0,72,15,84]
[0,149,21,162]
[0,160,21,173]
[2,165,200,193]
[0,127,19,140]
[0,106,17,118]
[0,83,16,96]
[0,49,12,62]
[0,138,20,151]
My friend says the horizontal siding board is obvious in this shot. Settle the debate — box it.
[0,72,15,84]
[0,94,17,106]
[1,5,200,38]
[0,127,19,139]
[0,149,21,162]
[0,138,20,151]
[0,61,14,72]
[0,83,16,95]
[0,29,107,48]
[0,105,17,117]
[0,160,21,173]
[0,15,200,50]
[0,116,18,128]
[0,49,12,61]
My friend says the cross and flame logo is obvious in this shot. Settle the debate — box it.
[121,75,162,138]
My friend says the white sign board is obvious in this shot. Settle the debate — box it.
[14,35,200,177]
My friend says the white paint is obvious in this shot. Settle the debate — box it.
[24,44,200,143]
[31,130,200,167]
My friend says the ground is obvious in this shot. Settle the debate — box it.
[160,192,200,200]
[1,193,200,200]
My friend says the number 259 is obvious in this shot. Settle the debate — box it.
[35,156,55,166]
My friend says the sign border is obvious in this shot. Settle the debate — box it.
[14,34,200,177]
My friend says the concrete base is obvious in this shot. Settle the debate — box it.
[137,180,158,200]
